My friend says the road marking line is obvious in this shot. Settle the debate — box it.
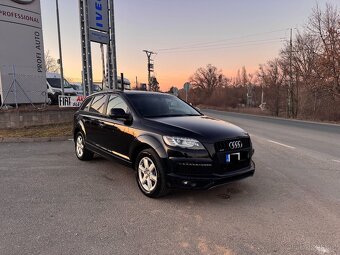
[68,139,73,141]
[267,140,296,149]
[332,160,340,164]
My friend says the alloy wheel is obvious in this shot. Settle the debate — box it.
[76,135,84,158]
[138,157,158,192]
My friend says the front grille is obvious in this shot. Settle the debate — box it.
[174,163,213,176]
[215,137,251,152]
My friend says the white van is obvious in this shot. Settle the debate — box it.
[117,76,131,90]
[100,76,131,91]
[46,73,77,104]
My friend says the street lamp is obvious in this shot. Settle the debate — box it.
[56,0,64,95]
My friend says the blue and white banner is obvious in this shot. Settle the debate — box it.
[88,0,109,33]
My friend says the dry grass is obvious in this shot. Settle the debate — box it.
[0,122,73,138]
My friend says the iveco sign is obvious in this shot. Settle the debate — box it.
[11,0,35,4]
[0,0,45,105]
[88,0,109,33]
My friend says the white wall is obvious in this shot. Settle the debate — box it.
[0,0,46,104]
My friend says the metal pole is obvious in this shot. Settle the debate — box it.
[143,50,156,91]
[109,0,118,89]
[288,28,293,118]
[81,71,86,97]
[106,44,112,90]
[56,0,65,95]
[83,0,93,95]
[121,73,124,91]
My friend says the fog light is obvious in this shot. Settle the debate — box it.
[183,181,189,185]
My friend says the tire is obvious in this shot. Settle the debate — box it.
[135,148,169,198]
[75,132,94,161]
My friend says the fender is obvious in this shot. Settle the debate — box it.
[129,134,167,159]
[74,119,86,138]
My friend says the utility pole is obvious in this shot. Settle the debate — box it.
[79,0,93,95]
[143,50,156,91]
[109,0,118,90]
[56,0,64,95]
[288,28,293,118]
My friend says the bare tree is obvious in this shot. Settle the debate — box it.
[258,59,286,116]
[150,77,160,92]
[182,3,340,121]
[45,50,59,73]
[189,64,226,96]
[308,3,340,97]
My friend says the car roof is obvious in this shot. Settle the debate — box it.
[89,90,168,97]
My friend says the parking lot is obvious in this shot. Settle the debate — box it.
[1,112,340,255]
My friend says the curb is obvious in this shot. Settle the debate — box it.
[0,136,73,143]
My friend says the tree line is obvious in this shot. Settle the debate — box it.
[180,3,340,122]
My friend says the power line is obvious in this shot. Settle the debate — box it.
[156,28,290,52]
[158,39,286,54]
[158,37,286,52]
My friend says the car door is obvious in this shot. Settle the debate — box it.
[102,94,135,160]
[86,94,108,148]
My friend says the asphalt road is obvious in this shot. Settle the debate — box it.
[0,111,339,255]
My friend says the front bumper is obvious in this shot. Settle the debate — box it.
[166,159,255,190]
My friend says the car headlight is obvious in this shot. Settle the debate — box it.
[52,88,60,93]
[163,136,204,150]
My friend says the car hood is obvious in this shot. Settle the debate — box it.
[144,115,248,143]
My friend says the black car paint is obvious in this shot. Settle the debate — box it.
[74,91,255,190]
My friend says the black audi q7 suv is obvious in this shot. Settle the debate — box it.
[73,91,255,197]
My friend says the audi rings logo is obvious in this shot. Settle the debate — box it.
[11,0,35,4]
[229,141,243,150]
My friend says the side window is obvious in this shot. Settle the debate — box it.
[80,97,92,111]
[89,95,107,114]
[106,95,129,115]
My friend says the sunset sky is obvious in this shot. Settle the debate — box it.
[40,0,339,91]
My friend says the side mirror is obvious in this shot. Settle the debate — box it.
[109,108,127,119]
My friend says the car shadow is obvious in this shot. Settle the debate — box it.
[86,156,259,203]
[165,181,255,202]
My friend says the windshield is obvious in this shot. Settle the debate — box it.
[47,78,72,89]
[126,93,201,118]
[71,84,82,91]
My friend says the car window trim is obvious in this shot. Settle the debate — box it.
[89,94,108,116]
[80,96,94,112]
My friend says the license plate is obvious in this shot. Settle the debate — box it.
[226,153,241,163]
